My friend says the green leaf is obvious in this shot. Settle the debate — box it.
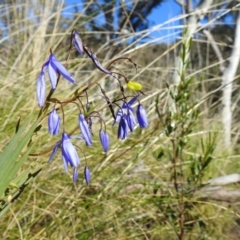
[0,119,39,198]
[0,166,42,219]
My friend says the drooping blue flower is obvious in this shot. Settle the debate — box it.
[48,109,61,135]
[99,129,109,152]
[36,71,46,107]
[38,53,76,91]
[84,166,91,185]
[113,94,139,125]
[48,132,81,183]
[62,132,81,169]
[73,29,84,55]
[48,54,76,89]
[113,95,140,139]
[78,114,92,146]
[118,115,129,140]
[136,104,148,128]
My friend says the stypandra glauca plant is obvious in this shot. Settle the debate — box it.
[0,29,148,216]
[152,29,217,239]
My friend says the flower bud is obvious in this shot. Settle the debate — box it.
[99,130,109,152]
[84,166,91,185]
[78,114,92,146]
[136,104,148,128]
[73,30,84,55]
[48,109,61,135]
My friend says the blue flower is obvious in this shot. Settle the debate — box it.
[48,109,61,135]
[48,54,76,89]
[36,71,46,107]
[78,114,92,146]
[73,29,84,55]
[48,132,81,182]
[99,130,109,152]
[136,104,148,128]
[113,94,139,125]
[113,95,140,139]
[118,115,129,140]
[38,53,75,91]
[84,166,91,185]
[62,132,81,169]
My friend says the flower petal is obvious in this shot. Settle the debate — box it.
[136,104,148,128]
[73,30,84,55]
[112,108,124,125]
[84,166,91,185]
[126,111,136,132]
[36,72,46,107]
[42,60,49,73]
[118,115,128,140]
[99,130,109,152]
[62,132,81,168]
[51,56,76,84]
[73,168,79,183]
[127,93,140,106]
[78,114,92,146]
[48,62,58,89]
[48,140,61,163]
[62,154,69,172]
[48,109,61,135]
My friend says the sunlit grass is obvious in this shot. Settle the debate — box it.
[0,1,240,240]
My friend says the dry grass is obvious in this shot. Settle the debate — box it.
[0,1,240,239]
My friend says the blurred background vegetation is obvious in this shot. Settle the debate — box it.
[1,0,240,239]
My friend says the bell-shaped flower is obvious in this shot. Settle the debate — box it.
[78,114,92,146]
[48,133,81,181]
[62,132,81,169]
[118,115,129,140]
[48,109,61,135]
[48,133,83,183]
[113,94,140,125]
[90,53,112,75]
[36,71,46,107]
[84,166,91,185]
[37,53,76,92]
[73,29,84,55]
[99,129,109,152]
[136,104,148,128]
[73,168,79,183]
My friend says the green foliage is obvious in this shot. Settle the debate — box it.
[0,119,39,218]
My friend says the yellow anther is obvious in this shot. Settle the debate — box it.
[127,81,142,91]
